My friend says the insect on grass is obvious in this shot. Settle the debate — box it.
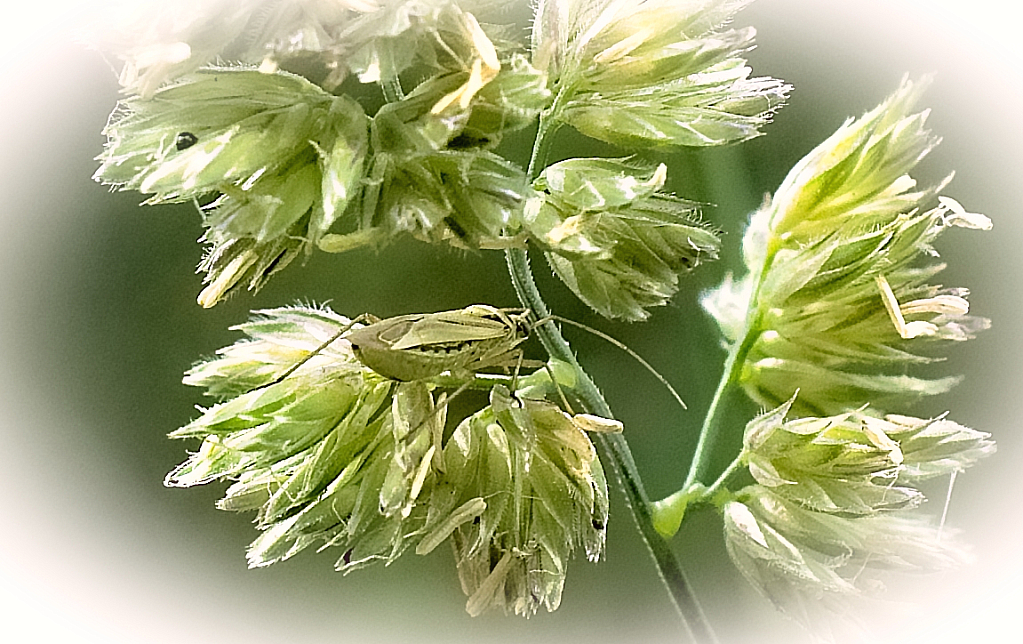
[270,304,686,416]
[347,305,534,382]
[263,304,533,386]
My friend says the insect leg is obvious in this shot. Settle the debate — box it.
[510,348,525,392]
[542,360,576,415]
[430,392,449,472]
[475,232,529,250]
[405,372,510,475]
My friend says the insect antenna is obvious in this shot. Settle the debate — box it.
[532,314,688,411]
[253,313,374,392]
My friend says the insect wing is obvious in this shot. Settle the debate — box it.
[341,314,419,349]
[344,315,429,381]
[344,306,531,381]
[390,313,510,351]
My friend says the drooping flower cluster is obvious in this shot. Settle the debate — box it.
[532,0,790,147]
[166,304,615,616]
[724,400,992,624]
[90,0,786,322]
[421,385,610,616]
[525,158,721,320]
[92,0,551,306]
[94,68,369,306]
[700,78,994,628]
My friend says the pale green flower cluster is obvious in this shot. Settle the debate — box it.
[533,0,790,147]
[92,0,783,321]
[94,1,551,307]
[166,305,611,616]
[426,385,609,616]
[703,78,991,416]
[725,402,992,624]
[82,0,494,98]
[525,158,721,320]
[95,69,369,306]
[698,78,995,627]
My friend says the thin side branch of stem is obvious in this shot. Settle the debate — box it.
[705,455,744,499]
[680,247,778,493]
[682,345,740,490]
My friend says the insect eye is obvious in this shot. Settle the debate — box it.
[175,132,198,151]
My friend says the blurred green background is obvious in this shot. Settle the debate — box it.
[2,1,1020,642]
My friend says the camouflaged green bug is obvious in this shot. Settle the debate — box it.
[271,303,686,413]
[345,305,533,381]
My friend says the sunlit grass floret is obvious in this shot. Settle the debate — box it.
[166,304,614,615]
